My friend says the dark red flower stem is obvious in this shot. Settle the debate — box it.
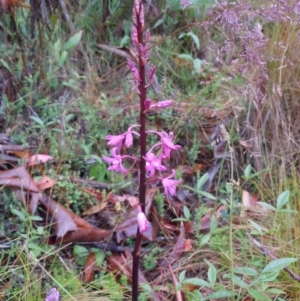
[132,1,147,301]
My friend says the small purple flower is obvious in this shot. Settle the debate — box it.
[102,147,129,174]
[150,100,173,109]
[180,0,192,10]
[144,152,166,177]
[45,287,59,301]
[105,134,124,150]
[160,132,181,158]
[128,59,140,93]
[137,205,149,233]
[162,170,182,196]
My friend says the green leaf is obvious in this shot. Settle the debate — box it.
[248,219,263,234]
[73,245,89,266]
[257,202,275,211]
[223,273,248,288]
[262,258,297,274]
[247,289,271,301]
[232,267,258,276]
[120,35,130,47]
[59,50,68,67]
[265,288,286,294]
[199,190,217,200]
[91,249,105,267]
[182,278,212,288]
[30,116,45,128]
[244,164,252,178]
[210,215,218,232]
[203,291,236,300]
[63,30,83,51]
[11,208,25,221]
[197,173,209,191]
[28,215,43,221]
[186,32,200,49]
[200,233,211,246]
[177,53,193,61]
[153,18,164,29]
[0,59,13,73]
[183,206,191,220]
[250,272,279,286]
[204,260,217,287]
[179,271,186,283]
[193,58,203,73]
[276,190,290,210]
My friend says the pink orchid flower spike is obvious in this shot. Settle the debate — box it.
[137,205,149,233]
[162,169,182,196]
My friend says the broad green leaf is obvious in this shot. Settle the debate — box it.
[91,249,106,267]
[73,245,89,266]
[120,35,130,47]
[0,59,13,73]
[250,272,279,286]
[244,164,252,178]
[204,260,217,287]
[186,32,200,49]
[179,271,186,283]
[193,58,203,73]
[153,18,164,29]
[257,202,275,211]
[262,258,297,274]
[59,50,68,67]
[11,208,25,221]
[223,273,248,288]
[277,190,290,210]
[183,278,212,288]
[265,288,286,294]
[203,291,236,300]
[30,116,45,128]
[248,219,263,234]
[28,215,43,221]
[197,173,209,191]
[177,53,193,61]
[199,190,217,200]
[200,233,211,246]
[183,206,191,220]
[247,289,271,301]
[232,267,258,276]
[63,30,83,51]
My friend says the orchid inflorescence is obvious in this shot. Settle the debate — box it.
[101,1,186,300]
[103,127,181,199]
[102,1,182,234]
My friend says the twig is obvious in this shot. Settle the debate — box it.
[246,232,300,282]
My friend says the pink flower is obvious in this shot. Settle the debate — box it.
[150,100,173,109]
[180,0,192,9]
[128,59,140,93]
[144,152,166,177]
[102,147,129,174]
[160,132,181,159]
[162,170,182,196]
[45,287,59,301]
[137,205,149,233]
[105,134,124,150]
